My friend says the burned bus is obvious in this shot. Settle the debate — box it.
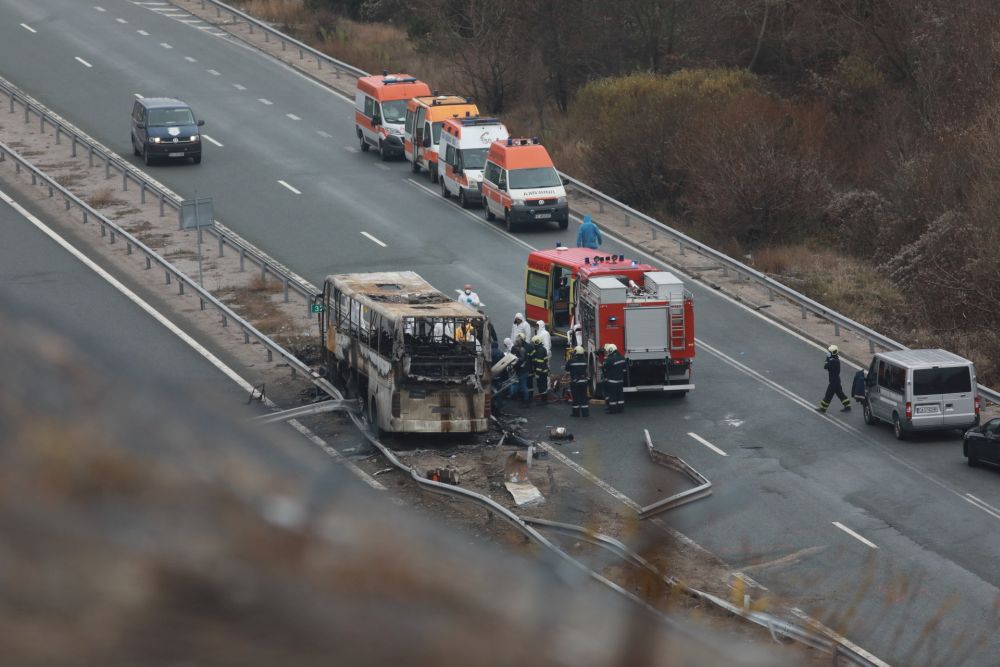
[321,272,491,434]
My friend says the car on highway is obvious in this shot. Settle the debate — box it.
[130,97,204,165]
[964,418,1000,468]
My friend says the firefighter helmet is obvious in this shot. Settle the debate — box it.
[828,344,839,354]
[574,346,585,355]
[604,343,617,354]
[531,335,542,344]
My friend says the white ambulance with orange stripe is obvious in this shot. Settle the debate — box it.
[355,72,431,160]
[438,116,509,208]
[481,137,568,231]
[403,95,479,183]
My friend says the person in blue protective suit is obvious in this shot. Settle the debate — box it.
[576,214,603,250]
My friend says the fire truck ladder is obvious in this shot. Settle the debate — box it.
[668,303,686,351]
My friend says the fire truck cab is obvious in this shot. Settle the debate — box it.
[525,246,694,396]
[403,95,479,183]
[439,116,509,208]
[355,72,431,160]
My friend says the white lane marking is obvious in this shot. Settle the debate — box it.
[207,69,221,76]
[74,57,93,68]
[537,442,641,510]
[277,180,301,195]
[137,29,150,35]
[688,432,727,457]
[115,17,128,24]
[133,93,144,99]
[149,6,178,11]
[375,163,389,171]
[179,19,203,24]
[257,98,273,105]
[344,145,358,153]
[316,130,332,139]
[832,521,879,549]
[196,25,214,30]
[964,494,1000,521]
[20,23,37,33]
[233,83,246,90]
[209,31,226,37]
[184,56,197,62]
[286,113,301,121]
[201,134,223,148]
[360,232,387,248]
[0,188,384,493]
[94,5,106,11]
[159,42,172,49]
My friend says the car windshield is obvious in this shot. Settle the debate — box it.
[913,366,972,395]
[381,100,407,124]
[509,167,561,189]
[147,107,195,127]
[459,148,488,170]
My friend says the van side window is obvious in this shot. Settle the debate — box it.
[878,361,904,392]
[498,169,508,190]
[444,144,456,166]
[484,161,500,184]
[364,96,375,117]
[405,109,414,134]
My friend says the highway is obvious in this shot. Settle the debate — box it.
[2,1,999,663]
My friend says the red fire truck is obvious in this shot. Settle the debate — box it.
[524,246,695,396]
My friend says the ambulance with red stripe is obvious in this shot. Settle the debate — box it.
[355,72,431,160]
[481,137,569,231]
[438,116,509,208]
[403,95,479,183]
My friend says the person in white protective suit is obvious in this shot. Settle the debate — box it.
[510,313,531,346]
[535,320,552,355]
[457,284,481,308]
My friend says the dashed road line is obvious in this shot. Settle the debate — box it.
[360,232,387,247]
[277,180,301,195]
[184,56,197,62]
[74,56,93,68]
[344,145,358,153]
[20,23,36,33]
[160,42,172,49]
[375,163,389,171]
[115,17,128,24]
[316,130,332,139]
[832,521,879,549]
[233,83,246,90]
[688,432,727,456]
[94,5,106,11]
[202,135,223,148]
[964,493,1000,521]
[286,113,301,121]
[258,98,273,105]
[137,29,150,35]
[206,69,221,76]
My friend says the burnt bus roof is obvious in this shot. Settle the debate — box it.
[326,271,483,319]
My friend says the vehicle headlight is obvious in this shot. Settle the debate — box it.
[190,135,199,142]
[512,197,525,207]
[389,128,403,136]
[556,196,567,205]
[151,137,161,143]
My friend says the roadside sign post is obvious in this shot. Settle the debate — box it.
[181,196,214,287]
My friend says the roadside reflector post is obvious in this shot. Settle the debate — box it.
[800,305,807,320]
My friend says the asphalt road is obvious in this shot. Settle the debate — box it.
[3,2,1000,663]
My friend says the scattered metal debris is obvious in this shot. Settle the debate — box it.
[639,429,712,519]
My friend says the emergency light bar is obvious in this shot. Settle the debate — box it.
[506,137,542,146]
[461,117,501,126]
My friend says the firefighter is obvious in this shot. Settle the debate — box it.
[567,346,590,417]
[529,334,550,403]
[602,343,627,413]
[817,344,851,413]
[509,334,531,406]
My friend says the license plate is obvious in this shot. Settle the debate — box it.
[168,152,184,157]
[535,213,552,219]
[915,405,939,414]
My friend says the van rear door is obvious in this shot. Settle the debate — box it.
[912,365,975,428]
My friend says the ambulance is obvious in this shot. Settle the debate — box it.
[403,95,479,183]
[481,137,569,231]
[438,116,509,208]
[355,71,431,160]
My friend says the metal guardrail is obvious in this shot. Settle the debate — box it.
[185,0,999,408]
[640,428,712,519]
[0,140,308,373]
[0,76,315,307]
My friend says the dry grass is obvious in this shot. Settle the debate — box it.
[87,187,120,209]
[247,274,282,293]
[233,0,309,26]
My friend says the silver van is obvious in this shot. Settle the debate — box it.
[863,349,979,439]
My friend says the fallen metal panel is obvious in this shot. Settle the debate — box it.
[639,428,712,519]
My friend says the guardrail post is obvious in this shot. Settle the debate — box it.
[248,22,253,34]
[299,47,304,60]
[140,181,146,204]
[200,298,205,310]
[677,240,684,255]
[145,256,151,270]
[64,197,70,210]
[165,270,171,285]
[834,322,840,336]
[23,104,29,124]
[88,146,94,167]
[104,155,111,179]
[178,207,183,230]
[624,213,630,227]
[651,224,657,240]
[126,241,133,255]
[55,126,61,145]
[244,331,250,344]
[316,55,322,70]
[200,0,205,8]
[83,210,88,224]
[239,246,245,271]
[8,96,12,113]
[100,223,106,238]
[45,184,51,197]
[217,234,224,257]
[264,30,268,42]
[179,280,184,295]
[110,230,116,245]
[216,6,220,17]
[721,265,729,277]
[281,39,286,52]
[71,135,77,157]
[159,193,165,217]
[222,314,228,328]
[39,115,45,133]
[800,305,807,319]
[261,263,266,281]
[768,287,774,301]
[14,161,20,175]
[283,276,289,302]
[869,339,875,354]
[267,348,273,362]
[122,171,128,192]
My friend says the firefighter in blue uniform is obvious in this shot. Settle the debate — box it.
[567,346,590,417]
[817,344,852,413]
[602,343,627,414]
